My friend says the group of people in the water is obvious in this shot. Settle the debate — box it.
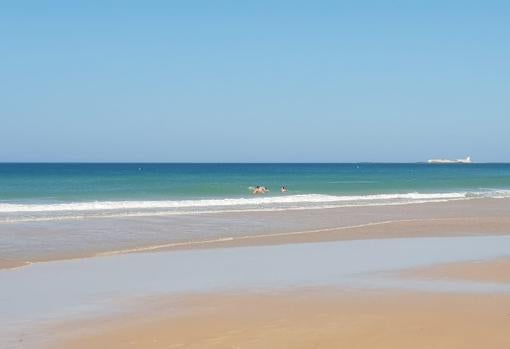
[252,185,287,194]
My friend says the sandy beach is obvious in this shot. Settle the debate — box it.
[53,250,510,349]
[55,289,510,349]
[51,233,510,349]
[2,198,510,349]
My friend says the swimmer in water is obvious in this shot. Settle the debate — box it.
[280,186,287,193]
[252,186,269,194]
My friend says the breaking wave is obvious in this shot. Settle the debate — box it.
[1,190,509,216]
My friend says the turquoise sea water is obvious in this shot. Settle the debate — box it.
[0,163,510,221]
[2,163,510,201]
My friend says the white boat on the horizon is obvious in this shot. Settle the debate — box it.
[427,156,472,164]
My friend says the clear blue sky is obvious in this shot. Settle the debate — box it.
[1,1,509,162]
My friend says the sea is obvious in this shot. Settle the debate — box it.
[1,163,510,223]
[1,163,510,263]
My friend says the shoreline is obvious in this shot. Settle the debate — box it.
[2,197,510,270]
[4,215,510,271]
[130,215,510,253]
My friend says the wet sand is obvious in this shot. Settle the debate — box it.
[403,257,510,284]
[146,216,510,253]
[5,234,510,349]
[55,290,510,349]
[3,198,510,269]
[49,231,510,349]
[0,259,29,270]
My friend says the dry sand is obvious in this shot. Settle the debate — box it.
[55,289,510,349]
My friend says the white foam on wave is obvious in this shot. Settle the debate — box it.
[1,190,509,214]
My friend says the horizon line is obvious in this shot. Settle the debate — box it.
[1,161,509,165]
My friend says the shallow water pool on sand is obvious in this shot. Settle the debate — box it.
[2,235,510,348]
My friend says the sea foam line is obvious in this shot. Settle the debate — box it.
[1,191,505,213]
[0,198,469,223]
